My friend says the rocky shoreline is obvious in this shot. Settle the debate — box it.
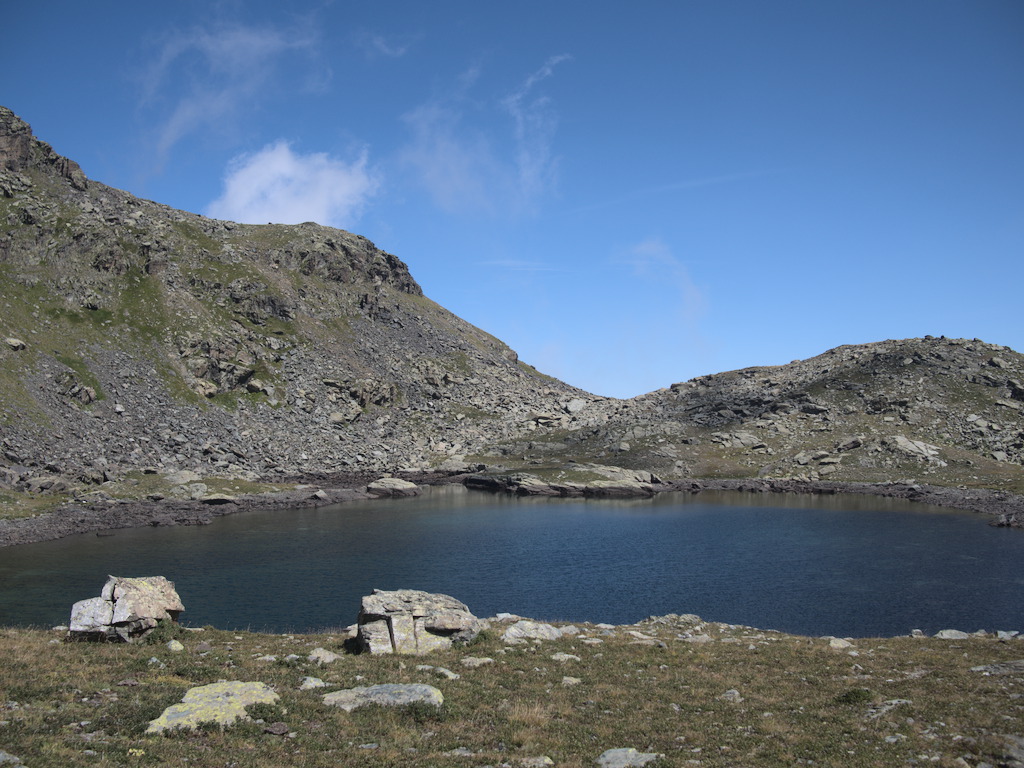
[2,472,1021,549]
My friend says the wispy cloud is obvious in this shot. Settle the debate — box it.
[501,54,571,207]
[138,22,321,163]
[398,56,570,216]
[620,237,709,332]
[398,98,506,215]
[205,140,379,228]
[355,30,416,58]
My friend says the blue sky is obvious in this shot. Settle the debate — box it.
[4,1,1023,398]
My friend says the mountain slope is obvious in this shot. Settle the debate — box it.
[521,337,1024,493]
[0,106,590,494]
[1,105,1021,517]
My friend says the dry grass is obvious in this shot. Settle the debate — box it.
[0,617,1022,767]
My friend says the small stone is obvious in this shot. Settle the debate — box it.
[551,652,581,662]
[720,689,744,703]
[299,677,326,690]
[828,637,853,649]
[166,639,184,652]
[308,647,341,665]
[562,676,582,686]
[461,656,495,668]
[934,629,970,640]
[263,721,289,736]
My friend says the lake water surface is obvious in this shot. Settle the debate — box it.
[1,487,1021,638]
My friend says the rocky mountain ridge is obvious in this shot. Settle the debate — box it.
[0,105,1021,522]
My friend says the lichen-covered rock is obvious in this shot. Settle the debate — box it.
[322,683,443,712]
[146,680,279,734]
[69,576,184,641]
[357,589,485,654]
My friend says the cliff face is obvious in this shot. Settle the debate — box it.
[0,106,1021,505]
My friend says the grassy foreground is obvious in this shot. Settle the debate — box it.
[1,616,1022,767]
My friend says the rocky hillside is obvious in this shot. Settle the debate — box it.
[0,106,591,496]
[509,337,1024,493]
[1,105,1022,514]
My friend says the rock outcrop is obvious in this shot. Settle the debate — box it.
[69,576,184,641]
[465,464,661,498]
[356,589,486,654]
[365,477,420,497]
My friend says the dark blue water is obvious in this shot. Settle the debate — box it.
[1,487,1021,637]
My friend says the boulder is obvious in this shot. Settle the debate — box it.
[366,477,420,497]
[934,629,971,640]
[69,576,184,641]
[357,589,485,654]
[146,681,279,734]
[323,683,443,712]
[890,435,944,463]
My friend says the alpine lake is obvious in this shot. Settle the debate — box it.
[1,486,1022,638]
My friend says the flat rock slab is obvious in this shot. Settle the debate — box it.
[366,477,420,497]
[501,620,579,643]
[322,683,443,712]
[596,747,663,767]
[934,629,971,639]
[971,660,1024,675]
[146,681,279,734]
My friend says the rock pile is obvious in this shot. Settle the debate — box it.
[69,576,184,641]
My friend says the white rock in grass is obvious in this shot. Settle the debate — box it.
[308,647,341,665]
[323,683,443,713]
[596,747,663,767]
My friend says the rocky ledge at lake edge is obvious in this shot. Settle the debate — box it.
[2,468,1023,550]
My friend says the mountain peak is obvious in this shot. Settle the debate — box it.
[0,106,87,190]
